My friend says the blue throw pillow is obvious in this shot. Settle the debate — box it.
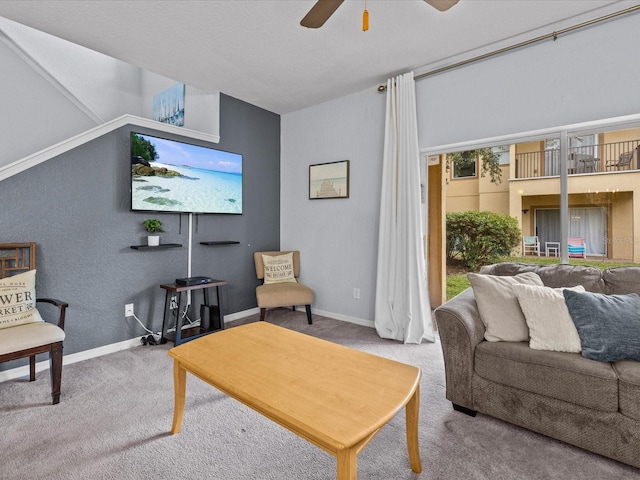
[563,289,640,362]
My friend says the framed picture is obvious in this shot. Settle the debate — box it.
[152,83,185,127]
[309,160,350,199]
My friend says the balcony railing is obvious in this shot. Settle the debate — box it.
[514,139,640,179]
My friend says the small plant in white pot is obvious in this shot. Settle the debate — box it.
[143,219,164,246]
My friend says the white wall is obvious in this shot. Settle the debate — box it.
[0,16,221,171]
[281,88,386,324]
[0,16,142,123]
[281,11,640,323]
[0,36,94,168]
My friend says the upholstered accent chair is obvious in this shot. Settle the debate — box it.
[0,243,68,404]
[253,251,314,324]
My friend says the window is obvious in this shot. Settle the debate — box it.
[493,145,510,165]
[452,159,476,178]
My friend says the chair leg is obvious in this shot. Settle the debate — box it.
[305,305,312,325]
[49,342,63,405]
[259,308,266,321]
[29,355,36,381]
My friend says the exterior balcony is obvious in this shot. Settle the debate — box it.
[514,139,640,179]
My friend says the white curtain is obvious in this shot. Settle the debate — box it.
[374,72,434,344]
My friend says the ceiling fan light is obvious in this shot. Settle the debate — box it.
[362,8,369,31]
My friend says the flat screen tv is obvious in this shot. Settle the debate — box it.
[130,132,242,214]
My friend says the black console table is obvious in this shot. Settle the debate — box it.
[160,278,227,346]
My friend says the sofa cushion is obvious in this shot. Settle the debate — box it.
[480,263,606,293]
[602,267,640,295]
[467,272,543,342]
[614,360,640,421]
[474,341,619,412]
[255,282,313,308]
[0,321,65,355]
[512,284,584,353]
[0,269,44,330]
[563,290,640,362]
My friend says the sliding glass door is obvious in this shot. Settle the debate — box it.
[536,207,607,256]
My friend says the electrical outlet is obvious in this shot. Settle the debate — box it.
[125,303,134,317]
[353,288,360,299]
[170,296,178,310]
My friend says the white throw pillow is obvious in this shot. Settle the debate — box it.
[512,284,584,353]
[467,272,544,342]
[0,269,44,329]
[262,252,297,284]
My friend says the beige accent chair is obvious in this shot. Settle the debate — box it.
[0,243,68,404]
[254,251,314,324]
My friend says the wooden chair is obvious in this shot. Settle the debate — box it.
[568,237,587,259]
[0,243,68,404]
[254,251,314,324]
[522,236,540,256]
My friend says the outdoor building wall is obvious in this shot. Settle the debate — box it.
[445,174,479,212]
[478,164,510,214]
[601,127,640,145]
[609,192,634,261]
[517,189,636,261]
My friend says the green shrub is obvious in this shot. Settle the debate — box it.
[446,211,520,270]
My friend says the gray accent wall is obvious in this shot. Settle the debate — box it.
[0,93,280,371]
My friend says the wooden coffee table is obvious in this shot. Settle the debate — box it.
[168,322,422,479]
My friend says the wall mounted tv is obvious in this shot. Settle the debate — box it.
[130,132,242,214]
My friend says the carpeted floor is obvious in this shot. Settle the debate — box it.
[1,309,638,479]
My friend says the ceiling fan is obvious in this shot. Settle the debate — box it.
[301,0,459,29]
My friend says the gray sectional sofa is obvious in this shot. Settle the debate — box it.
[434,262,640,468]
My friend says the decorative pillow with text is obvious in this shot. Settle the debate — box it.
[262,253,297,284]
[0,269,44,330]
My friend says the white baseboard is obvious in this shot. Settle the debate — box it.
[0,337,142,383]
[296,306,375,329]
[0,308,372,383]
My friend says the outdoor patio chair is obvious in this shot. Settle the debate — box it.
[607,146,638,171]
[522,236,540,256]
[568,237,587,258]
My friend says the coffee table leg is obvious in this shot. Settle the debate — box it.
[406,385,422,473]
[336,448,357,480]
[171,360,187,434]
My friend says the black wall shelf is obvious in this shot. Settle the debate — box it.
[131,243,183,250]
[200,241,240,246]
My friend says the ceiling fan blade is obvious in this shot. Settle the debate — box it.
[424,0,459,12]
[300,0,345,28]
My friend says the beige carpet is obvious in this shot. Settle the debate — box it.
[1,309,638,479]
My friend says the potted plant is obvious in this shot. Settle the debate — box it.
[143,219,164,246]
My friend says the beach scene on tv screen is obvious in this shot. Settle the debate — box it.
[131,133,242,214]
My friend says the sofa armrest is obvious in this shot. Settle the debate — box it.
[37,298,68,330]
[434,288,485,410]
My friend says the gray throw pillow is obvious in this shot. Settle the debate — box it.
[563,289,640,362]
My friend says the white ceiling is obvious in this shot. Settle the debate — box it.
[0,0,634,114]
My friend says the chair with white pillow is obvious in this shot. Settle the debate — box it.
[0,243,68,404]
[253,250,314,324]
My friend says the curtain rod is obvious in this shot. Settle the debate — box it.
[377,4,640,92]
